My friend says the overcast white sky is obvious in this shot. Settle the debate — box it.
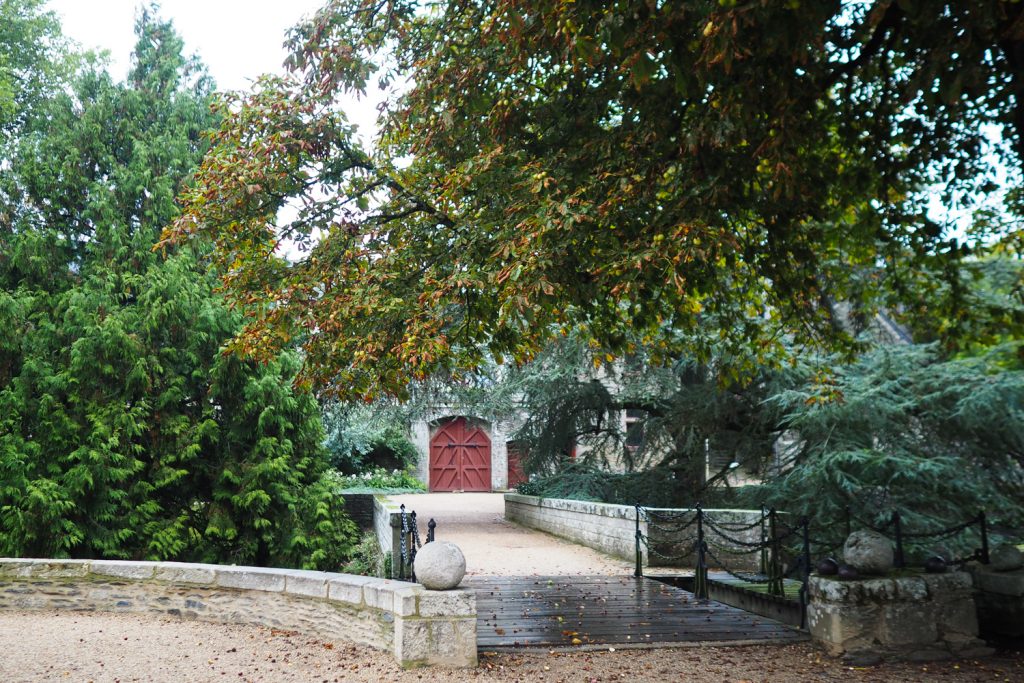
[46,0,381,141]
[47,0,324,91]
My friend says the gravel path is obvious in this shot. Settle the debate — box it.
[386,493,638,576]
[1,611,1021,683]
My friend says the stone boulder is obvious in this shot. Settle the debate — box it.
[843,530,894,575]
[414,541,466,590]
[989,544,1024,572]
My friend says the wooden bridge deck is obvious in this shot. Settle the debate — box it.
[465,575,807,650]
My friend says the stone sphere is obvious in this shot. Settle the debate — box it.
[842,530,894,575]
[989,544,1024,572]
[414,541,466,590]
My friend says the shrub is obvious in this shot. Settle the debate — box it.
[342,531,389,577]
[333,467,426,493]
[322,405,419,475]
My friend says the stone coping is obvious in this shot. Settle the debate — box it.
[504,494,766,570]
[504,493,765,518]
[0,558,476,668]
[808,570,974,604]
[969,563,1024,597]
[504,493,637,519]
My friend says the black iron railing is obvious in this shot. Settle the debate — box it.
[634,504,993,630]
[395,504,437,581]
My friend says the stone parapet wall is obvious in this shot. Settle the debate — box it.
[968,564,1024,637]
[807,572,990,662]
[504,495,767,571]
[374,495,402,560]
[504,494,642,562]
[0,558,476,669]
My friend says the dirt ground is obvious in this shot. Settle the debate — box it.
[0,611,1021,683]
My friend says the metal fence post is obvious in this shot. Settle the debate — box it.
[634,505,643,578]
[427,518,436,543]
[695,504,708,600]
[760,504,769,575]
[398,504,409,579]
[409,510,419,581]
[892,510,905,568]
[767,508,784,597]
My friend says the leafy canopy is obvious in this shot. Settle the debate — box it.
[166,0,1024,398]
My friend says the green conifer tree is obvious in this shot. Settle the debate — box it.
[0,5,355,568]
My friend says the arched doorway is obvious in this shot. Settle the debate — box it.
[429,417,492,491]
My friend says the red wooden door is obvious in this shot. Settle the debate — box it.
[507,445,528,489]
[429,417,492,492]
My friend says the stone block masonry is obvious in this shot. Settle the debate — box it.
[806,572,991,663]
[504,494,642,562]
[505,494,766,571]
[0,559,476,669]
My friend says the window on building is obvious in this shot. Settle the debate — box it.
[624,409,645,451]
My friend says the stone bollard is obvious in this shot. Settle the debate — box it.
[413,541,466,590]
[806,572,992,663]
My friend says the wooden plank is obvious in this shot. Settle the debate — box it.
[464,575,806,649]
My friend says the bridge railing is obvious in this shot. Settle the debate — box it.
[634,504,993,630]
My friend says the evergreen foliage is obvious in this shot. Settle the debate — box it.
[517,463,686,509]
[762,343,1024,531]
[0,6,356,568]
[321,403,419,475]
[0,0,67,137]
[485,332,1023,529]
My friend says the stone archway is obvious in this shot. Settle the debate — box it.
[429,417,492,491]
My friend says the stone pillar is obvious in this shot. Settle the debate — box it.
[393,586,477,668]
[807,572,992,663]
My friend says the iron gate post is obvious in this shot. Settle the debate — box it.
[399,504,409,580]
[409,511,419,581]
[759,504,769,575]
[695,505,708,600]
[768,508,784,597]
[427,518,436,543]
